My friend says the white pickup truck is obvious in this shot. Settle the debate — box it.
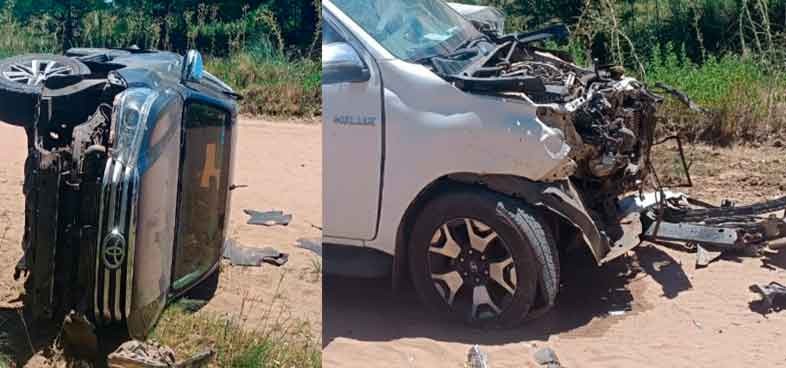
[322,0,663,327]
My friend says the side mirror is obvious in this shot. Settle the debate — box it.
[181,50,204,83]
[322,42,370,85]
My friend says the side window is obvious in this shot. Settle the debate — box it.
[172,102,233,289]
[323,22,344,45]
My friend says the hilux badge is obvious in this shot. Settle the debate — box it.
[102,231,127,270]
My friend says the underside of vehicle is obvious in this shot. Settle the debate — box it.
[6,50,142,325]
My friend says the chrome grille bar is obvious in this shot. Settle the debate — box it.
[94,157,138,324]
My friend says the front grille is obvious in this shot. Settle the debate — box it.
[94,157,138,324]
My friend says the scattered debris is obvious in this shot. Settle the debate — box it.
[751,282,786,312]
[108,340,176,368]
[641,195,786,268]
[222,238,289,267]
[534,347,564,368]
[467,345,489,368]
[296,237,322,257]
[243,209,292,226]
[107,340,214,368]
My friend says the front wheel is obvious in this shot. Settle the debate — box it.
[408,188,559,328]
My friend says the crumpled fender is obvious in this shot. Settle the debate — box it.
[449,173,612,264]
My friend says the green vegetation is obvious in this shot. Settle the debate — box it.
[206,51,321,117]
[0,0,321,118]
[645,44,785,143]
[152,303,320,368]
[458,0,786,144]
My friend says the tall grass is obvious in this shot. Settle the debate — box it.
[0,0,58,58]
[643,44,786,143]
[152,305,320,368]
[207,52,321,117]
[0,0,321,119]
[151,274,320,368]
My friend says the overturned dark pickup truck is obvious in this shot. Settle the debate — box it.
[0,49,238,340]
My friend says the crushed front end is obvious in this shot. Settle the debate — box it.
[426,28,663,262]
[427,25,786,267]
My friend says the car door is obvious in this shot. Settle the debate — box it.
[322,15,384,241]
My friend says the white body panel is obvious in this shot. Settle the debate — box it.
[323,1,571,255]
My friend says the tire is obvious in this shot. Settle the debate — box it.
[183,267,220,301]
[0,54,89,127]
[408,188,559,328]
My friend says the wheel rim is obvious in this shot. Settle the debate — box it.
[428,218,517,322]
[2,59,74,86]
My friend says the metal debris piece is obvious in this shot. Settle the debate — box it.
[696,244,723,268]
[643,221,742,249]
[663,195,786,223]
[108,340,214,368]
[617,190,685,218]
[534,347,564,368]
[222,238,288,267]
[640,194,786,268]
[467,345,489,368]
[243,209,292,226]
[108,340,176,368]
[653,82,707,113]
[751,282,786,311]
[296,237,322,257]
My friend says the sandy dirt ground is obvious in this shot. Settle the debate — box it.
[0,119,322,366]
[323,143,786,368]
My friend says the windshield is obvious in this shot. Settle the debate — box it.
[331,0,482,61]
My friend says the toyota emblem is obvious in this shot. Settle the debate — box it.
[102,231,127,270]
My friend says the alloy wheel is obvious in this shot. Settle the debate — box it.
[2,59,74,86]
[428,218,518,322]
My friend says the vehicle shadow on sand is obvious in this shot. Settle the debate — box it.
[0,305,128,367]
[323,244,690,348]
